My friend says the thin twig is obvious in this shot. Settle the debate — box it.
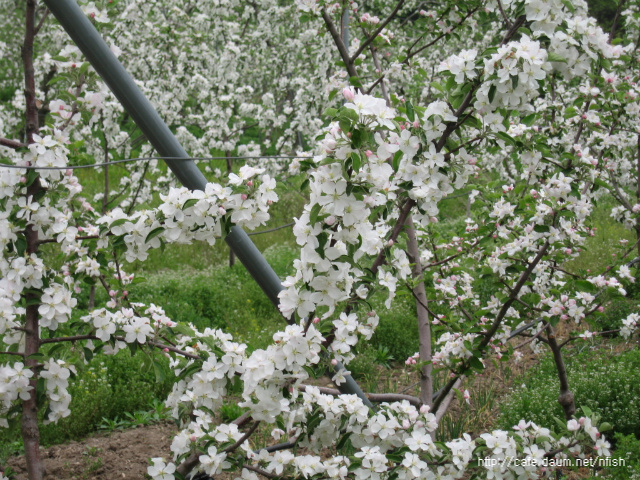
[350,0,406,63]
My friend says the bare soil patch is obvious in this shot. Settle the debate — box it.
[7,422,178,480]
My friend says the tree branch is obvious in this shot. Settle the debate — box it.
[321,9,359,80]
[350,0,405,63]
[0,137,27,149]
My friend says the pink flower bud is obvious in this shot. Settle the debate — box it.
[241,194,248,200]
[560,315,568,321]
[331,359,338,366]
[342,87,355,102]
[312,317,320,324]
[109,290,116,297]
[365,150,373,157]
[122,290,128,297]
[387,239,394,247]
[597,306,604,312]
[163,348,169,352]
[413,120,420,128]
[190,435,197,442]
[247,180,253,187]
[402,420,410,429]
[325,215,336,226]
[565,248,572,255]
[20,177,26,183]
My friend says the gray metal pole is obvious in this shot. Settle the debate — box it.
[44,0,373,408]
[341,7,350,50]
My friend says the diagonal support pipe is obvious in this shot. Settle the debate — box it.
[43,0,372,408]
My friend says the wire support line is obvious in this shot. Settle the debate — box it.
[0,155,310,170]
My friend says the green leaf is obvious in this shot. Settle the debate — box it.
[349,76,363,88]
[575,279,596,293]
[46,75,68,86]
[351,129,363,149]
[323,107,338,117]
[15,236,26,257]
[430,81,445,93]
[392,150,402,172]
[152,358,166,383]
[547,52,568,63]
[521,113,536,126]
[84,347,94,363]
[109,218,128,229]
[182,198,198,210]
[561,0,575,13]
[511,74,519,90]
[488,84,497,104]
[406,100,415,122]
[145,227,165,244]
[309,203,322,225]
[469,356,485,372]
[351,152,361,173]
[599,422,612,432]
[495,131,516,146]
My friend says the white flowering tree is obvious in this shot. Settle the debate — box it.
[1,1,640,480]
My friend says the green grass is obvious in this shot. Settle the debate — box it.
[565,197,637,275]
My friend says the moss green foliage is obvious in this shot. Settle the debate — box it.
[499,347,640,438]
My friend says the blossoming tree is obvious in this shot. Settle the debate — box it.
[1,0,639,479]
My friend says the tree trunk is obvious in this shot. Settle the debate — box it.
[405,216,433,409]
[21,1,45,478]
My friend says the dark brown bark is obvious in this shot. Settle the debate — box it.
[545,323,576,419]
[21,1,44,478]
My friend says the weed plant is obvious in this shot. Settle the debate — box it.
[499,346,640,439]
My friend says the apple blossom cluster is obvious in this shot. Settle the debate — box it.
[96,166,277,262]
[150,388,610,480]
[0,362,33,427]
[80,303,175,349]
[39,358,75,423]
[620,312,640,339]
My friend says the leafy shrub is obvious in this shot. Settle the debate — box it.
[348,348,379,380]
[604,433,640,480]
[595,298,636,334]
[38,350,174,445]
[499,348,640,438]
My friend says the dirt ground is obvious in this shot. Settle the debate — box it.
[6,422,178,480]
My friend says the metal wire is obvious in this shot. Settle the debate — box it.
[0,155,307,171]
